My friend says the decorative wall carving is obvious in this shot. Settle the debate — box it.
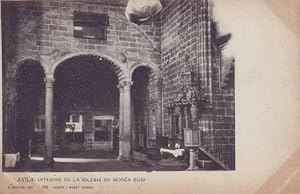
[117,50,128,63]
[170,55,201,107]
[167,54,202,139]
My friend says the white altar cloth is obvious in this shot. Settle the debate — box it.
[160,148,185,158]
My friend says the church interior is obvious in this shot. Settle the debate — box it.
[2,0,235,171]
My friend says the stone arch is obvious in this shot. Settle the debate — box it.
[15,58,46,99]
[5,57,46,103]
[50,51,128,81]
[130,60,164,141]
[129,61,162,80]
[12,56,46,78]
[3,57,45,108]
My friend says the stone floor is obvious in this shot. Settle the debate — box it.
[3,150,187,172]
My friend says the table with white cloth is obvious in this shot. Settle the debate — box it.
[159,148,185,158]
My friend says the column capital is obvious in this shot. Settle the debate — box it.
[118,79,133,91]
[44,77,55,88]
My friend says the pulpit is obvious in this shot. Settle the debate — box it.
[184,129,201,170]
[184,129,201,146]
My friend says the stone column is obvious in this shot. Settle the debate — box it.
[119,80,133,159]
[131,98,135,151]
[117,84,124,159]
[187,148,199,170]
[44,77,55,164]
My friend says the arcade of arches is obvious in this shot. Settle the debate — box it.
[8,55,162,162]
[2,0,235,170]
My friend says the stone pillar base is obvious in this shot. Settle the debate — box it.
[186,148,199,171]
[186,165,200,171]
[117,155,124,160]
[117,155,131,162]
[123,140,131,158]
[42,158,55,171]
[43,158,54,165]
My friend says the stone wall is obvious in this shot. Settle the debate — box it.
[161,0,199,135]
[160,0,235,169]
[2,0,161,84]
[2,0,161,153]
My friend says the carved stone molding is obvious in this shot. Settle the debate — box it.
[117,50,127,63]
[44,77,55,88]
[118,80,133,91]
[50,51,128,80]
[172,55,201,106]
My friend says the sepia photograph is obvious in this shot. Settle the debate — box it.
[2,0,235,172]
[1,0,299,193]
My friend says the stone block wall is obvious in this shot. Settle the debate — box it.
[211,50,235,168]
[161,0,199,135]
[2,0,161,153]
[2,0,161,84]
[160,0,235,169]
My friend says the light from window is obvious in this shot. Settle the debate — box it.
[65,115,83,132]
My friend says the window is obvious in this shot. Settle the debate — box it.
[93,116,114,129]
[93,115,114,141]
[65,114,83,132]
[73,11,109,40]
[94,119,107,129]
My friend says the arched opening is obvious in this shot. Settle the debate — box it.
[15,60,45,159]
[52,55,119,158]
[131,66,159,152]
